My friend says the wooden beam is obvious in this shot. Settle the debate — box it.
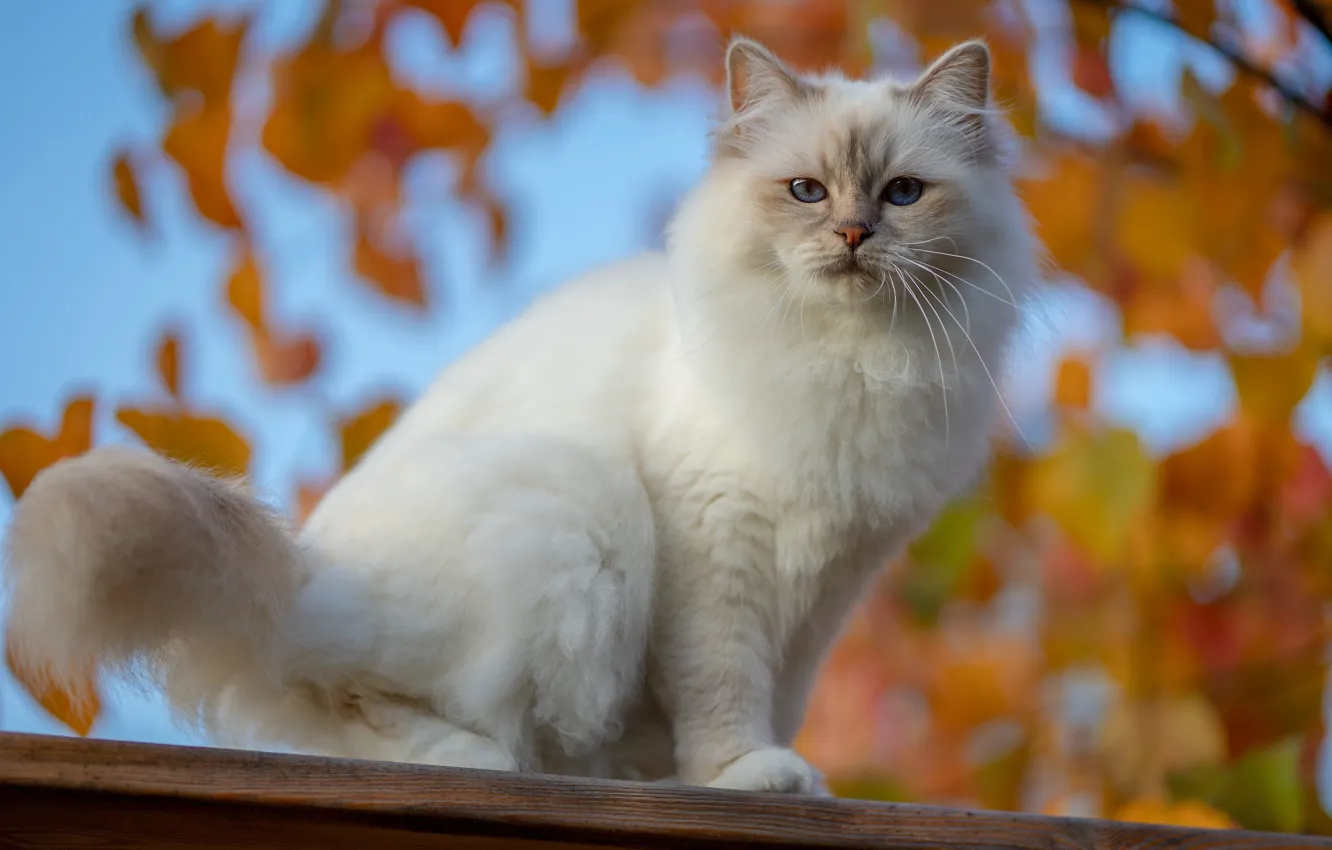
[1,731,1328,849]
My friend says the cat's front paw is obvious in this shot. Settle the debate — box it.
[706,747,826,795]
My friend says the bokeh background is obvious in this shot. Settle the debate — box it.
[3,0,1332,834]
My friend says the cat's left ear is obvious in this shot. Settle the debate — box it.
[726,37,806,116]
[912,39,991,113]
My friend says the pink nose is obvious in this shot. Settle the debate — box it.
[835,222,872,249]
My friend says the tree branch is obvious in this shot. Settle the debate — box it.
[1078,0,1332,132]
[1292,0,1332,51]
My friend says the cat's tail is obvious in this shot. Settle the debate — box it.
[2,445,310,738]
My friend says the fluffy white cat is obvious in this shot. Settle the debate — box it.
[4,35,1042,795]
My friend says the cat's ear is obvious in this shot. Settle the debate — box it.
[912,39,991,113]
[726,37,805,115]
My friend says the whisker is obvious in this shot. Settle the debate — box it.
[901,255,973,334]
[912,247,1020,307]
[917,275,1032,450]
[900,272,950,448]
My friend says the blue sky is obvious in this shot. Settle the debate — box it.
[0,0,1328,762]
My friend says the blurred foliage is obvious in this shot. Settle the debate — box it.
[4,0,1332,834]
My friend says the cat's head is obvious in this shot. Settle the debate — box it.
[670,37,1042,334]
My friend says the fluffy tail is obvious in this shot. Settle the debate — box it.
[3,445,308,739]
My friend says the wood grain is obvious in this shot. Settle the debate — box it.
[1,731,1328,849]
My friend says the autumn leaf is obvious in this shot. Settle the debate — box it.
[111,148,146,228]
[1053,351,1094,409]
[262,43,396,187]
[0,397,95,500]
[222,248,322,387]
[1018,154,1103,278]
[156,330,182,398]
[163,102,242,229]
[353,216,427,309]
[1024,423,1158,566]
[254,330,322,387]
[116,407,250,479]
[1291,213,1332,348]
[294,478,331,526]
[526,56,576,116]
[339,398,402,472]
[5,643,101,737]
[1229,345,1321,427]
[1114,796,1238,830]
[401,0,482,48]
[132,8,248,107]
[225,248,264,331]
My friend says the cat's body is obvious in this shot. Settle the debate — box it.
[4,37,1042,794]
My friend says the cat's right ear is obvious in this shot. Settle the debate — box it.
[725,37,805,116]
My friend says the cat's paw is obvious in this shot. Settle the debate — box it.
[706,747,826,795]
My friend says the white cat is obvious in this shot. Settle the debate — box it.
[4,36,1042,795]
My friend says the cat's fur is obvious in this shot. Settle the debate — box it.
[3,36,1042,794]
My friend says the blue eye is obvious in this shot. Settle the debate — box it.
[789,178,828,203]
[881,176,924,206]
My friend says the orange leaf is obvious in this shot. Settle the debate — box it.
[5,643,100,737]
[262,43,396,187]
[0,397,95,500]
[402,0,482,48]
[116,407,250,479]
[339,399,402,472]
[525,57,576,117]
[132,8,248,107]
[1018,154,1103,278]
[353,217,427,309]
[1291,214,1332,348]
[1120,257,1222,351]
[112,149,146,227]
[254,329,322,387]
[1229,345,1321,428]
[1114,796,1238,830]
[294,478,331,526]
[225,248,265,331]
[1071,47,1114,100]
[1053,352,1094,409]
[163,102,242,229]
[156,330,182,398]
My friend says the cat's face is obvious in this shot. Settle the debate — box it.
[680,38,1033,318]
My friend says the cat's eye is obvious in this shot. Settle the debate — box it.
[789,178,828,203]
[881,176,924,206]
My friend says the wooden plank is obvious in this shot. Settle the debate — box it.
[0,731,1327,849]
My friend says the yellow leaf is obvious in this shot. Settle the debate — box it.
[339,399,401,472]
[1100,693,1228,796]
[1115,796,1238,830]
[163,102,242,229]
[112,148,145,227]
[1116,176,1198,285]
[0,397,95,500]
[1229,345,1321,427]
[1291,214,1332,348]
[116,407,250,479]
[1024,423,1157,566]
[5,642,100,737]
